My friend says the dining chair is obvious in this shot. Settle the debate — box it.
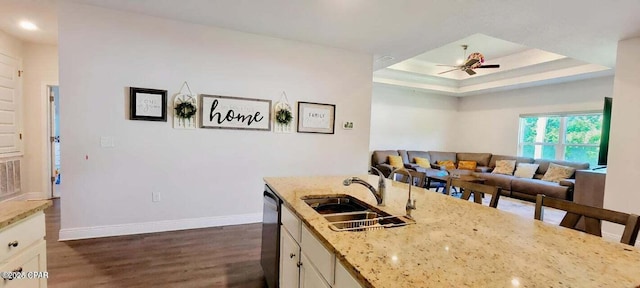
[391,170,426,188]
[445,178,502,208]
[535,194,640,246]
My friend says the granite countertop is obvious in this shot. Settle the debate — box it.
[264,175,640,288]
[0,200,52,230]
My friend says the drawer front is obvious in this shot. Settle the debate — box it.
[281,205,301,242]
[0,213,45,263]
[301,225,335,285]
[0,240,47,288]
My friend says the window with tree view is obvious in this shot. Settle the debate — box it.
[518,113,603,167]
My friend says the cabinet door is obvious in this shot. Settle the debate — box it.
[300,253,331,288]
[280,227,300,288]
[0,240,47,288]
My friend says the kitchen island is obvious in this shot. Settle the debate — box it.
[264,175,640,288]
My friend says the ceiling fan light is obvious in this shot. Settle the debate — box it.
[456,59,463,65]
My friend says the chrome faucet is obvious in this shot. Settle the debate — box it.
[389,168,417,219]
[342,167,386,206]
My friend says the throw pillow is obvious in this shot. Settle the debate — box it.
[492,160,516,175]
[414,157,431,168]
[388,155,404,168]
[513,163,540,179]
[436,160,456,170]
[541,163,576,183]
[457,160,477,171]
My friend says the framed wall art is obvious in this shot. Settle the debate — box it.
[297,101,335,134]
[129,87,167,121]
[200,94,272,131]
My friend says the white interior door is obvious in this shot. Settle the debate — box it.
[0,52,22,155]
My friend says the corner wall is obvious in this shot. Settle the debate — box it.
[369,85,458,152]
[58,3,372,239]
[603,37,640,244]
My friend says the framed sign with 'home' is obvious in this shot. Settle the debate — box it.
[199,94,272,131]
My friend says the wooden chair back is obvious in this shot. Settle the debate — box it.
[391,170,426,188]
[535,194,640,246]
[445,178,502,208]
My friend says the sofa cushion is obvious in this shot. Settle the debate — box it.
[414,157,431,168]
[534,159,589,176]
[492,160,516,175]
[489,155,534,168]
[457,160,477,171]
[371,150,399,165]
[473,173,514,191]
[388,155,404,168]
[511,178,570,200]
[437,160,456,170]
[541,163,576,183]
[406,151,431,164]
[513,163,539,179]
[457,153,492,167]
[428,151,457,164]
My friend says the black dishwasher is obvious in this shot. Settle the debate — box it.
[261,185,281,288]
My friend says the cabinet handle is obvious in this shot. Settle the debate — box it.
[8,240,19,248]
[296,262,303,268]
[289,253,296,258]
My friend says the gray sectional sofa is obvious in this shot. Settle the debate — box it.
[371,150,590,202]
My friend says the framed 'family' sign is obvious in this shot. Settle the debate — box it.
[297,101,335,134]
[130,87,167,121]
[199,94,272,131]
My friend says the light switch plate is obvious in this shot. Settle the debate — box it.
[100,137,115,148]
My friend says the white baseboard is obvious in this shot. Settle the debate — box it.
[58,213,262,241]
[602,231,639,247]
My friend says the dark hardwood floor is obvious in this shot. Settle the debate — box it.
[45,199,267,288]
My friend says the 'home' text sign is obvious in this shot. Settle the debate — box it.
[199,95,272,131]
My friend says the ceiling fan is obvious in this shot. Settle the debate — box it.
[437,45,500,75]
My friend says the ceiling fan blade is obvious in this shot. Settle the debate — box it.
[463,58,479,67]
[478,64,500,68]
[465,68,476,76]
[438,68,459,75]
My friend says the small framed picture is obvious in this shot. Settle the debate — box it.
[297,101,335,134]
[130,87,167,121]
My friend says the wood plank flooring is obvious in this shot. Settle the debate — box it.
[44,199,267,288]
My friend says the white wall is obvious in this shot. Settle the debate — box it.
[0,29,23,58]
[58,3,372,239]
[369,84,458,151]
[22,43,58,197]
[454,76,614,154]
[603,37,640,244]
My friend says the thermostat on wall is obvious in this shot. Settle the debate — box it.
[342,121,354,130]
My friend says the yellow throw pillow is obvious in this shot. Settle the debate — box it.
[457,160,477,171]
[388,155,404,168]
[436,160,456,170]
[414,157,431,168]
[492,160,516,175]
[541,163,576,183]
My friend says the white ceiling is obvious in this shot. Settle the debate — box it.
[1,0,638,94]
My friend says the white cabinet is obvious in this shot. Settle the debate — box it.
[0,211,47,288]
[279,203,363,288]
[300,253,330,288]
[280,227,300,288]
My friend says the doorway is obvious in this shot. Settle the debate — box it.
[49,85,61,198]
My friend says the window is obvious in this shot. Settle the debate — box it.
[518,113,602,166]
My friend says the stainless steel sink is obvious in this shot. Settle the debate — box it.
[302,195,370,214]
[302,195,415,232]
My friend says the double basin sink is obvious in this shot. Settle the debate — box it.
[302,195,414,232]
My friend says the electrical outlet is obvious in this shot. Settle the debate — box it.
[152,192,161,202]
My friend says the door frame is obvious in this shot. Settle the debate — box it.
[42,82,58,199]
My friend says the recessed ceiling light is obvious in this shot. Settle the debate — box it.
[19,21,38,31]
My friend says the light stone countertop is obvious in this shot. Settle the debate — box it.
[0,200,52,230]
[264,175,640,288]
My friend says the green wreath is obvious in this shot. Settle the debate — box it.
[275,108,293,125]
[175,101,197,119]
